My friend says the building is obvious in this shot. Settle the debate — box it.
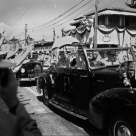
[62,0,136,48]
[33,41,54,53]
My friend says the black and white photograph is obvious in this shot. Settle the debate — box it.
[0,0,136,136]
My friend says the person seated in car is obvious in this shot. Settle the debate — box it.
[100,51,119,65]
[57,51,70,68]
[75,50,87,70]
[88,52,105,67]
[70,57,77,69]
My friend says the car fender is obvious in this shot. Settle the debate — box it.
[39,73,53,98]
[88,88,136,130]
[36,73,48,90]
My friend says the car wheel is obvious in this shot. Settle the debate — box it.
[43,85,50,106]
[109,116,135,136]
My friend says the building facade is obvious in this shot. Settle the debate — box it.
[62,0,136,48]
[33,41,53,53]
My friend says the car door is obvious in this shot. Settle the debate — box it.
[61,49,92,111]
[48,67,62,95]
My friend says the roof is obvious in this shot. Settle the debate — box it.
[84,0,136,17]
[98,9,136,16]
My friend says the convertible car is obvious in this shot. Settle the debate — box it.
[37,43,136,136]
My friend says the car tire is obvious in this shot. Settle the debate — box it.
[109,115,135,136]
[43,85,50,106]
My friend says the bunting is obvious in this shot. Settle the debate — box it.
[63,25,136,47]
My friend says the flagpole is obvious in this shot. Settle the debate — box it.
[94,0,98,48]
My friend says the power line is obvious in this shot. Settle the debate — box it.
[31,0,105,33]
[31,0,92,32]
[32,4,95,33]
[31,0,91,31]
[29,0,86,30]
[13,0,37,26]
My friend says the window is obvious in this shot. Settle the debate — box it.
[125,16,136,28]
[108,15,120,27]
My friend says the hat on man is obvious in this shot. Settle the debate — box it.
[0,51,15,68]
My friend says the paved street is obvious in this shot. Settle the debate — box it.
[16,82,106,136]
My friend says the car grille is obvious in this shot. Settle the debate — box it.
[19,63,42,78]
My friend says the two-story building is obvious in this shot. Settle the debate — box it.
[62,0,136,48]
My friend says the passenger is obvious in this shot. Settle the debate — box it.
[88,52,104,67]
[57,51,70,68]
[100,51,119,65]
[76,50,87,69]
[70,58,77,69]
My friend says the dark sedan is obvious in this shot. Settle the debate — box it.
[16,59,43,85]
[37,44,136,136]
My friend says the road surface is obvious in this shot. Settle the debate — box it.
[2,81,107,136]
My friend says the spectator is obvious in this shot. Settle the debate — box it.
[0,60,42,136]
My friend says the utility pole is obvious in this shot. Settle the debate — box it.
[94,0,98,48]
[53,28,56,41]
[25,24,28,46]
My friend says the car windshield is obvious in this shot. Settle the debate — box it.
[85,48,134,69]
[51,46,87,70]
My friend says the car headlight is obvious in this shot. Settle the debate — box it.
[21,68,25,73]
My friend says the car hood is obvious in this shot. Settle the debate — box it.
[92,67,119,77]
[90,66,125,93]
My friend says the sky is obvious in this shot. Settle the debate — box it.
[0,0,93,40]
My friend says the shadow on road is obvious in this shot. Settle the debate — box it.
[19,81,36,87]
[37,96,43,102]
[36,95,107,136]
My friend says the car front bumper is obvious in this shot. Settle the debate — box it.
[18,77,37,81]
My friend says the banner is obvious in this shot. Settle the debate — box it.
[97,28,119,45]
[123,30,136,47]
[63,24,136,48]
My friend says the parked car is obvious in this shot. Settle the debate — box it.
[16,59,43,85]
[37,44,136,136]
